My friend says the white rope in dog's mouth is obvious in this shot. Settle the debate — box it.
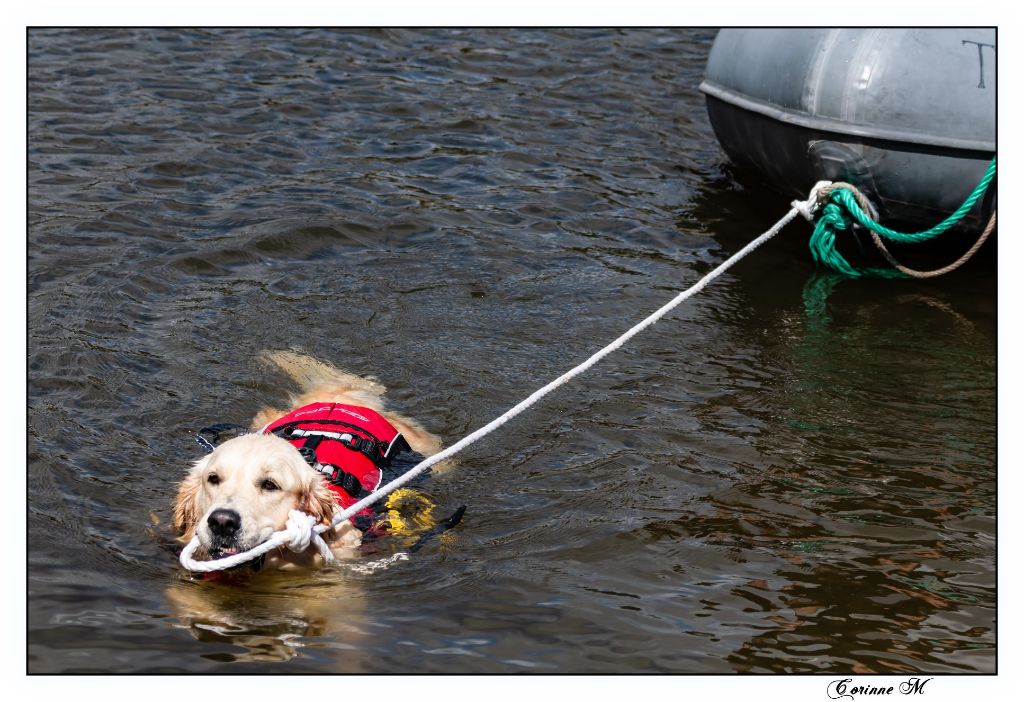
[180,510,334,573]
[179,184,830,573]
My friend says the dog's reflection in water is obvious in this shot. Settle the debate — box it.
[166,567,371,666]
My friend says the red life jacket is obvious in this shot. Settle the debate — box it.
[262,402,409,526]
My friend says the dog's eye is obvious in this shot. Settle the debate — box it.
[207,473,221,486]
[260,479,280,492]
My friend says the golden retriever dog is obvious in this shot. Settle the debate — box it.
[173,350,444,570]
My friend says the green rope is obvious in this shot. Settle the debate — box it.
[809,157,996,278]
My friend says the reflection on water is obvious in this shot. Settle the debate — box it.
[165,570,372,666]
[28,28,994,673]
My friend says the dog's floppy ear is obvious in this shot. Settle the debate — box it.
[173,455,209,541]
[302,475,338,526]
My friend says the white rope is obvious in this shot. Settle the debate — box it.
[792,181,834,221]
[180,185,827,573]
[180,509,335,572]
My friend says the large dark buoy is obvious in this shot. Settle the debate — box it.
[700,28,995,229]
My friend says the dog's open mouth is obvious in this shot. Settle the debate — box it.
[202,543,267,575]
[208,545,243,559]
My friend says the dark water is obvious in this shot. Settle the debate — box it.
[28,28,995,674]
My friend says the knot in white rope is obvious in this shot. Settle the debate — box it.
[791,180,834,221]
[284,509,334,561]
[284,510,317,552]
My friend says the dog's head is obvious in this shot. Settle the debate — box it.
[173,433,336,557]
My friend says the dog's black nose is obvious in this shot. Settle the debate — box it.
[207,508,242,538]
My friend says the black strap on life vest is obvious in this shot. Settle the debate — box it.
[273,427,388,501]
[195,423,249,453]
[266,419,405,469]
[312,460,368,500]
[408,505,467,553]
